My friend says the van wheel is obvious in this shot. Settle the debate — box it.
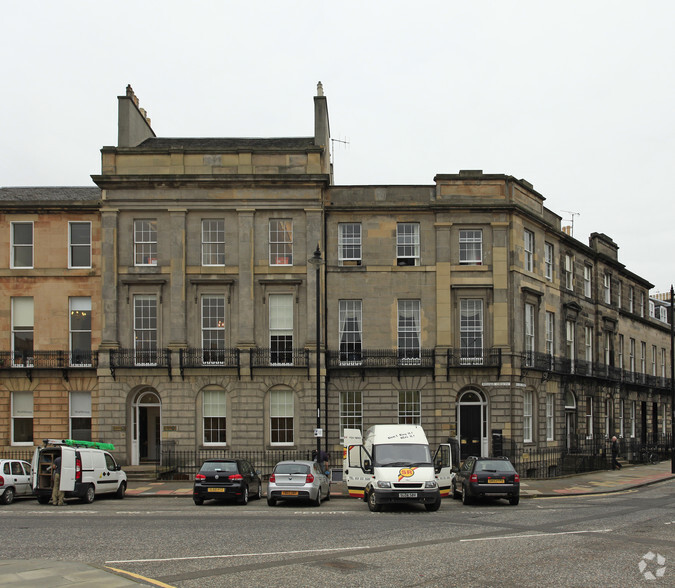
[115,482,126,499]
[1,487,15,505]
[367,490,381,512]
[82,484,95,504]
[425,496,441,512]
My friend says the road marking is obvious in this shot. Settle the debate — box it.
[106,546,371,564]
[105,566,176,587]
[460,529,612,542]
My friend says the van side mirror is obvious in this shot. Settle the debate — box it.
[116,465,122,471]
[363,459,373,473]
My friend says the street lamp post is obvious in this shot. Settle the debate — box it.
[308,246,324,461]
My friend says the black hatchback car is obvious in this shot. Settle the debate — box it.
[193,459,262,505]
[452,456,520,505]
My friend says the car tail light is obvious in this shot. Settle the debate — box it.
[306,473,314,483]
[514,474,520,483]
[75,457,82,482]
[269,474,275,483]
[195,473,206,481]
[229,474,243,480]
[0,475,4,486]
[469,474,478,483]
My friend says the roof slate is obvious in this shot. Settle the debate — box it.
[0,187,100,202]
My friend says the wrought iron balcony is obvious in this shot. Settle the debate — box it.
[326,348,435,369]
[179,348,241,380]
[447,348,502,368]
[249,348,310,368]
[109,348,172,381]
[0,350,99,382]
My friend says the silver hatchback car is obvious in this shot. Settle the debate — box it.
[267,460,330,506]
[0,459,33,505]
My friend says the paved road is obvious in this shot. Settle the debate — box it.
[1,475,673,587]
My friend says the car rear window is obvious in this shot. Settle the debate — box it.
[275,464,310,475]
[475,460,516,472]
[200,462,238,473]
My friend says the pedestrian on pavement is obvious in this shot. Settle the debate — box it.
[50,456,65,506]
[315,449,331,477]
[611,436,622,470]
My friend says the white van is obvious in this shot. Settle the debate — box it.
[32,439,127,504]
[343,425,454,512]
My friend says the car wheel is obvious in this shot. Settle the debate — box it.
[37,495,50,505]
[115,482,126,499]
[1,487,15,505]
[325,485,331,501]
[451,480,460,500]
[509,496,520,506]
[83,484,95,504]
[256,483,262,500]
[367,490,381,512]
[193,496,204,506]
[461,484,472,505]
[425,495,442,512]
[267,497,276,506]
[239,486,249,505]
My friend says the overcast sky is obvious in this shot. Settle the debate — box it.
[2,1,673,293]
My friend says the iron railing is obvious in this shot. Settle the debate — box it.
[179,348,240,368]
[249,348,310,368]
[0,350,98,369]
[326,348,435,369]
[157,448,316,480]
[447,348,502,368]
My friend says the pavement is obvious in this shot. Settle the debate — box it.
[3,461,673,587]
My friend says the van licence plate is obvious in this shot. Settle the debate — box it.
[398,492,418,498]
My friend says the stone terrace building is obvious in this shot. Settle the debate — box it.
[0,85,672,469]
[0,187,101,451]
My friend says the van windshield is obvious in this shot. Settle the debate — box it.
[372,444,432,467]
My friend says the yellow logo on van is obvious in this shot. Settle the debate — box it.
[398,467,417,481]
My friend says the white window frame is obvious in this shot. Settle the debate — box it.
[398,299,421,363]
[546,393,554,441]
[524,303,535,367]
[11,297,34,367]
[564,254,573,290]
[12,391,34,446]
[339,390,363,439]
[398,390,421,425]
[270,389,294,446]
[640,292,645,317]
[269,219,293,266]
[618,334,624,370]
[524,230,534,272]
[459,229,482,265]
[619,399,625,438]
[69,297,92,366]
[134,295,158,365]
[661,348,667,378]
[585,397,594,439]
[649,300,655,318]
[583,265,592,298]
[68,221,92,269]
[640,341,646,374]
[134,219,157,266]
[203,388,227,445]
[338,300,362,365]
[566,320,575,371]
[629,338,635,374]
[523,391,533,443]
[584,326,593,363]
[628,286,634,313]
[605,399,612,438]
[603,273,611,304]
[651,345,657,376]
[544,242,553,281]
[396,223,420,266]
[617,281,622,308]
[630,401,636,438]
[338,223,362,266]
[460,299,484,365]
[10,221,34,269]
[201,219,225,266]
[269,293,293,365]
[69,390,92,441]
[545,312,554,357]
[201,295,225,365]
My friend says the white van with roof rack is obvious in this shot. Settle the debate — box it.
[31,439,127,504]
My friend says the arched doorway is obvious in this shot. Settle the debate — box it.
[565,389,577,450]
[457,389,487,460]
[131,389,161,465]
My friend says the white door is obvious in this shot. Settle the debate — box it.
[131,390,162,466]
[60,447,76,491]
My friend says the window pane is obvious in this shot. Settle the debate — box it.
[202,220,225,265]
[339,223,361,264]
[269,220,293,265]
[340,391,362,437]
[398,300,420,361]
[339,300,362,362]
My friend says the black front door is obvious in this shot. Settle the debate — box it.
[460,404,481,460]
